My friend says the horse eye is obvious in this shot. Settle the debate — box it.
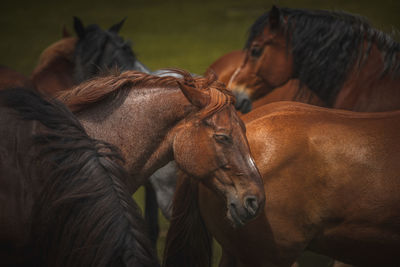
[214,134,232,144]
[250,47,263,58]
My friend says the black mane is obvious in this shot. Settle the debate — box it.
[246,7,400,105]
[0,88,159,267]
[74,22,138,83]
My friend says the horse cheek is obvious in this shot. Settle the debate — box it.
[173,127,216,178]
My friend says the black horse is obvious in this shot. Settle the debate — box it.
[0,88,159,267]
[73,17,151,83]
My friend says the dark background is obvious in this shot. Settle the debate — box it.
[2,0,399,265]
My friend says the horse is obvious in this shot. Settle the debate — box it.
[164,101,400,267]
[30,35,77,95]
[0,87,159,266]
[205,51,325,114]
[228,6,400,112]
[29,17,189,247]
[31,17,151,97]
[56,68,265,231]
[73,17,151,83]
[0,65,32,90]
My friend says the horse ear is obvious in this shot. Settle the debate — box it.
[177,80,210,108]
[109,18,126,33]
[73,16,86,39]
[62,25,71,38]
[269,5,281,31]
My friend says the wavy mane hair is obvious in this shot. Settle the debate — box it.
[246,7,400,105]
[58,69,235,119]
[0,88,159,267]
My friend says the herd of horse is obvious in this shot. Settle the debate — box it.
[1,5,399,267]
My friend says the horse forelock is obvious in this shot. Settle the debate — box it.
[194,75,236,120]
[246,7,400,105]
[0,88,158,266]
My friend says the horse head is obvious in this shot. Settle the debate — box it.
[73,17,139,83]
[172,70,265,226]
[229,6,293,113]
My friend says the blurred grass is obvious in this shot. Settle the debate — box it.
[1,0,399,266]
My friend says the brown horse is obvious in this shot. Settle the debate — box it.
[57,69,265,228]
[30,36,77,95]
[0,88,159,266]
[0,65,32,90]
[165,101,400,267]
[205,50,325,113]
[228,6,400,112]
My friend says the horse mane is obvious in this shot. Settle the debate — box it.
[163,171,212,267]
[0,88,159,267]
[58,69,235,118]
[31,37,77,77]
[73,23,137,83]
[246,7,400,105]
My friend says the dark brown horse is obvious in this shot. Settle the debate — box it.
[57,69,265,228]
[165,101,400,267]
[0,88,159,266]
[0,65,32,90]
[228,6,400,112]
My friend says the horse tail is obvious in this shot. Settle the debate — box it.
[162,171,212,267]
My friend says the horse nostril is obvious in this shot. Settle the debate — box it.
[244,195,259,217]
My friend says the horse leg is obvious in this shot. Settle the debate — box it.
[144,181,159,249]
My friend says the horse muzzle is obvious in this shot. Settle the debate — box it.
[233,90,252,114]
[227,193,263,227]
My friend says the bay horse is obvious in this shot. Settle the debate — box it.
[228,6,400,112]
[0,88,159,266]
[0,65,32,90]
[57,69,265,230]
[205,51,325,113]
[165,101,400,267]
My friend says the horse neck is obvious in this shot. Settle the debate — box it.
[335,42,400,112]
[78,86,195,193]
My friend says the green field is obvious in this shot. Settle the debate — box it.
[2,0,399,266]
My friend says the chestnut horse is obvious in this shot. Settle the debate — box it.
[30,35,77,95]
[0,88,158,266]
[165,101,400,267]
[57,69,265,228]
[228,6,400,112]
